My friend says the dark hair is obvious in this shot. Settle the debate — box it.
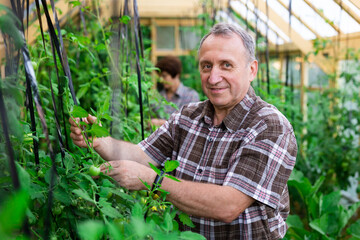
[198,22,256,62]
[155,56,182,78]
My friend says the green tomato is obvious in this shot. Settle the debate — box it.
[37,169,45,178]
[106,191,113,199]
[31,61,38,70]
[89,165,101,176]
[53,205,62,215]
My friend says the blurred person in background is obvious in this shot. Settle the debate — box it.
[151,55,199,126]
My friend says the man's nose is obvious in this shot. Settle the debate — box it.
[208,67,222,85]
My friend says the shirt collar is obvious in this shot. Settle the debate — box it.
[174,82,186,98]
[201,86,257,132]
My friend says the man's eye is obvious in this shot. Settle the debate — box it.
[202,64,211,70]
[224,63,231,68]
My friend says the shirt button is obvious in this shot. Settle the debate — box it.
[198,169,203,174]
[208,137,213,142]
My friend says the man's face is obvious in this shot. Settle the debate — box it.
[198,34,258,113]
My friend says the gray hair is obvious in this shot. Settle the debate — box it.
[198,23,256,62]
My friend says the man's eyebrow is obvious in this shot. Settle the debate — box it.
[199,60,211,65]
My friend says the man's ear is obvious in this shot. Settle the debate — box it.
[249,60,258,82]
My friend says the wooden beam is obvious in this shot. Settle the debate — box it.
[300,53,308,115]
[322,31,360,60]
[303,0,342,34]
[276,0,320,38]
[333,0,360,25]
[230,1,288,44]
[348,0,360,10]
[248,0,335,74]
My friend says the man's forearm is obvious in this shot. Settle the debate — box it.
[94,136,157,166]
[161,177,255,223]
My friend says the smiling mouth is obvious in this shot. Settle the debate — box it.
[209,87,226,93]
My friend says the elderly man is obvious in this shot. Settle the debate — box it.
[70,22,297,239]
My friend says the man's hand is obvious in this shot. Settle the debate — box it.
[69,115,99,148]
[100,160,156,191]
[150,118,166,127]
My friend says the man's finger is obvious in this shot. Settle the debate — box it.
[69,117,80,126]
[70,126,83,135]
[87,115,97,124]
[70,132,84,141]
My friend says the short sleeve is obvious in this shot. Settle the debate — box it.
[223,118,297,209]
[138,111,179,166]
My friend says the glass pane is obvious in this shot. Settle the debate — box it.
[281,0,337,37]
[231,0,289,43]
[268,0,316,40]
[179,26,201,50]
[290,57,301,86]
[308,63,328,87]
[156,26,175,50]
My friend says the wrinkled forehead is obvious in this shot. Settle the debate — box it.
[199,34,248,57]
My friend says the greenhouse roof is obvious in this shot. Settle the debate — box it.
[228,0,360,43]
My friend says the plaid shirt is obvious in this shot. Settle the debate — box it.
[139,86,297,239]
[160,82,199,115]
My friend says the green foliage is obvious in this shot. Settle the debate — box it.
[285,170,360,239]
[1,1,359,239]
[0,1,203,239]
[254,44,360,240]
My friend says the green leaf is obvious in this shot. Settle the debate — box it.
[288,170,312,201]
[180,231,206,240]
[90,124,109,138]
[112,189,134,201]
[164,160,179,172]
[106,222,124,240]
[119,15,131,24]
[165,175,181,182]
[100,93,110,115]
[76,83,90,100]
[347,220,360,238]
[101,179,115,188]
[0,190,29,237]
[309,214,330,236]
[131,202,143,218]
[162,212,173,232]
[339,201,360,233]
[72,189,94,203]
[28,183,44,200]
[81,173,98,190]
[321,191,341,215]
[16,163,30,191]
[64,152,75,172]
[149,162,161,175]
[309,175,325,197]
[101,113,113,121]
[140,178,151,190]
[286,215,304,229]
[100,204,122,219]
[69,1,82,7]
[71,105,88,118]
[77,220,104,240]
[130,216,150,239]
[178,213,195,228]
[54,187,72,206]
